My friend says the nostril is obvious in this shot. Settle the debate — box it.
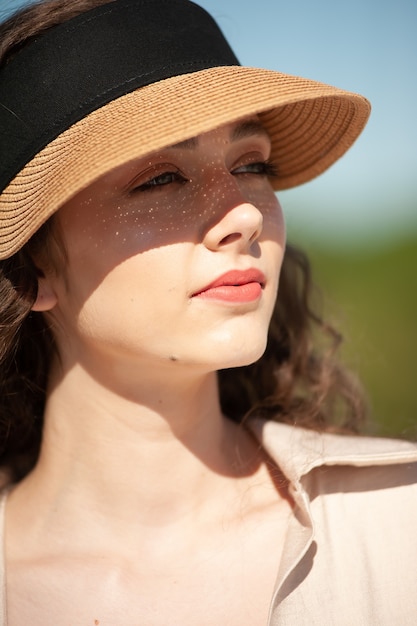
[219,233,241,246]
[249,229,261,244]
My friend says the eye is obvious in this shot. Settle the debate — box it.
[131,169,188,193]
[232,160,279,179]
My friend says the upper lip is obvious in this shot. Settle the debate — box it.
[192,268,266,296]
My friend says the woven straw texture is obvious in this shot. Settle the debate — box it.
[0,66,370,259]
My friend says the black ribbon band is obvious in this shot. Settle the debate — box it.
[0,0,239,192]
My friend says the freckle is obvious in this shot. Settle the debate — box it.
[169,355,178,361]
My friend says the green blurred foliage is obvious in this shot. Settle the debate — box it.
[289,232,417,439]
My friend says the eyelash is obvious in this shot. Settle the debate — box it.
[131,159,279,193]
[233,159,279,179]
[133,169,186,192]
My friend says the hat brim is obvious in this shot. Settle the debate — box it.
[0,65,370,259]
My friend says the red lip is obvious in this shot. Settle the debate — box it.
[192,269,266,303]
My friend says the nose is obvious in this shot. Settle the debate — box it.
[202,201,263,252]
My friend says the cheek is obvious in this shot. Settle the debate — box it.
[91,250,196,358]
[271,198,286,246]
[64,241,190,316]
[256,191,286,250]
[61,197,206,272]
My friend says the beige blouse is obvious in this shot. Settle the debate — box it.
[250,420,417,625]
[1,419,417,625]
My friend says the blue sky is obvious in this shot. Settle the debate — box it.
[2,0,416,247]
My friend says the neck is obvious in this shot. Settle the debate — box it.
[21,358,260,529]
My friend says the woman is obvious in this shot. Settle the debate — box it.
[0,0,416,624]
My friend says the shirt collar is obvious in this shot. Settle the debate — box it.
[248,417,417,485]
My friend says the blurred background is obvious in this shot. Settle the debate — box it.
[2,0,416,436]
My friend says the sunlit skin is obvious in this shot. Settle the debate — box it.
[34,117,285,376]
[6,119,290,626]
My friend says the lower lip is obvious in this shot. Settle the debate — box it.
[194,282,262,303]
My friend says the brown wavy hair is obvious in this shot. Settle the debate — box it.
[0,0,367,483]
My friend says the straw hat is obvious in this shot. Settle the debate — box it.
[0,0,370,260]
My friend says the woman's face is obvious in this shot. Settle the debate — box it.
[41,118,286,374]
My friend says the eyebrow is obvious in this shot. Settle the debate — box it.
[170,119,269,150]
[230,119,269,142]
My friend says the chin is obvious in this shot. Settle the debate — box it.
[215,338,268,371]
